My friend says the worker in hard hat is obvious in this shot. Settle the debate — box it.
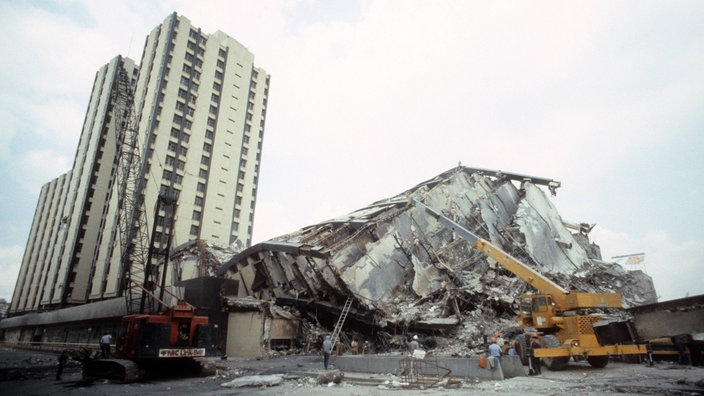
[407,335,420,355]
[493,331,506,351]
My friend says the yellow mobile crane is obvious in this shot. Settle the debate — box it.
[413,198,646,370]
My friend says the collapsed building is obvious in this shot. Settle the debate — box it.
[218,166,657,355]
[1,166,660,359]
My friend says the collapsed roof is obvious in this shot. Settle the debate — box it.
[219,166,656,333]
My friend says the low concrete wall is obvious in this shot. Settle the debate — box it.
[634,310,704,340]
[335,354,525,381]
[500,355,526,378]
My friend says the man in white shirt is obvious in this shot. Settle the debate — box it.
[100,332,113,359]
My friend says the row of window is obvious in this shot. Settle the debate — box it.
[172,114,193,129]
[162,170,183,184]
[182,64,201,80]
[180,76,199,91]
[188,28,207,44]
[167,141,188,156]
[164,155,185,170]
[167,18,262,240]
[183,52,203,68]
[186,40,206,57]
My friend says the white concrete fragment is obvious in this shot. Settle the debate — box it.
[220,374,285,388]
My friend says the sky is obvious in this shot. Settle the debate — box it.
[0,0,703,304]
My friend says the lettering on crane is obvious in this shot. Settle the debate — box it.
[158,348,206,358]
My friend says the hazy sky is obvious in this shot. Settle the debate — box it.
[1,0,702,303]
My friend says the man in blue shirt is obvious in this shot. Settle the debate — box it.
[322,335,332,370]
[100,332,113,359]
[488,337,502,371]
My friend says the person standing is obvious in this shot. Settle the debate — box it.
[529,333,542,375]
[322,335,332,370]
[350,339,359,354]
[493,331,506,351]
[100,332,113,359]
[56,350,69,381]
[488,337,502,371]
[407,335,420,355]
[362,341,370,354]
[507,341,518,356]
[672,334,691,365]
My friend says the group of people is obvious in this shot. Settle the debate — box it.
[319,330,544,375]
[487,330,542,375]
[321,333,423,370]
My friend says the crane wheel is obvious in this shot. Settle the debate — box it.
[587,355,609,368]
[513,336,529,366]
[540,334,568,371]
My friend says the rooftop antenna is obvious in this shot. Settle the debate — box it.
[127,32,133,59]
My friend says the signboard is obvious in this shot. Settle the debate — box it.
[612,253,646,271]
[158,348,206,358]
[624,255,645,265]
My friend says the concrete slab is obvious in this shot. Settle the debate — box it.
[500,355,526,378]
[334,354,525,381]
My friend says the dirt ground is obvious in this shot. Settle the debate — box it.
[1,347,703,395]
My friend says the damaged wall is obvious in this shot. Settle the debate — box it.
[223,297,301,358]
[169,240,239,281]
[218,166,656,339]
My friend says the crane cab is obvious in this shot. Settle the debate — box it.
[116,300,218,359]
[517,294,559,331]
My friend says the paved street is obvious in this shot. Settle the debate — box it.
[2,347,703,395]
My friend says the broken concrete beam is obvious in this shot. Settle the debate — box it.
[221,374,285,388]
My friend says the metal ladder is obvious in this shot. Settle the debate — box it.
[330,296,353,349]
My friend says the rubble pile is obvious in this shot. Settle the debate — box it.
[218,166,656,352]
[170,239,240,279]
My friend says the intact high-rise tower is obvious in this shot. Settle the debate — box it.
[9,13,269,315]
[134,13,269,250]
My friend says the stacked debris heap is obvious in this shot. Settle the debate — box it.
[219,166,655,343]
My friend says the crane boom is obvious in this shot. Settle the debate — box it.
[411,198,645,370]
[111,61,151,313]
[112,60,178,314]
[412,198,622,310]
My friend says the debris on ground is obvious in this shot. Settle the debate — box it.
[0,348,80,381]
[2,348,704,395]
[220,373,285,388]
[316,369,344,384]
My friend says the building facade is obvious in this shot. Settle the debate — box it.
[133,13,268,253]
[10,173,71,313]
[9,13,268,315]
